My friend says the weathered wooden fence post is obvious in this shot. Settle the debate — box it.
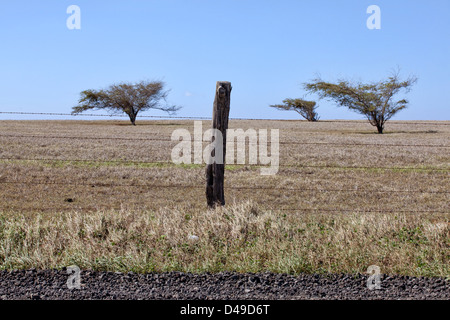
[206,81,232,208]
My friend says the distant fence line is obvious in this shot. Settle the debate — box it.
[1,205,447,215]
[0,157,448,171]
[0,179,448,195]
[0,134,449,148]
[0,111,449,125]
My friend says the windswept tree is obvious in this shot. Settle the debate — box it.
[72,80,181,125]
[270,98,319,121]
[304,71,418,133]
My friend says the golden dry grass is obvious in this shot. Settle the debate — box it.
[0,202,448,277]
[0,119,448,276]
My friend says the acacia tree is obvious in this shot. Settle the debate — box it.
[270,98,319,121]
[304,71,417,133]
[72,80,180,125]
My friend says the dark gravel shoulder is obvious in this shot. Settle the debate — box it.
[0,269,448,300]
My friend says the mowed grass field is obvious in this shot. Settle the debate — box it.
[0,119,448,277]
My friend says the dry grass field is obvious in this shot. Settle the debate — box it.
[0,119,448,277]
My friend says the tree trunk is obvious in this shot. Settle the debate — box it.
[129,112,137,126]
[376,123,384,134]
[206,81,232,208]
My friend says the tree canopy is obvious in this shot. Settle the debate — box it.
[304,71,417,133]
[72,80,181,125]
[270,98,319,121]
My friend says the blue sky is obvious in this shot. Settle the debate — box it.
[0,0,449,120]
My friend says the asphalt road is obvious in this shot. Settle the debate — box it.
[0,269,448,300]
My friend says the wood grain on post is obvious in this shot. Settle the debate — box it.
[206,81,232,208]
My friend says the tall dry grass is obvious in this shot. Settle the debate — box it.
[1,201,448,277]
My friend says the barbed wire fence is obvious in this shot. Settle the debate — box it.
[0,111,448,214]
[1,133,450,148]
[0,156,448,171]
[1,111,450,125]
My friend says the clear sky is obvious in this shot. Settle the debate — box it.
[0,0,449,120]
